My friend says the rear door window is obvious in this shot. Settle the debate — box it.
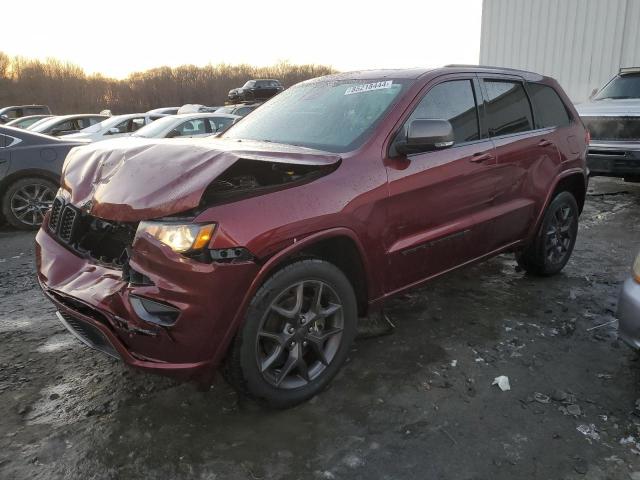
[483,80,534,136]
[175,119,207,136]
[130,118,146,132]
[25,107,44,115]
[527,83,571,128]
[407,79,480,144]
[208,117,234,133]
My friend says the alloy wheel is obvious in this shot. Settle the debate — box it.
[256,280,344,389]
[545,204,575,264]
[10,183,55,227]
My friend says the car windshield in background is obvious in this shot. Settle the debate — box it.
[223,79,408,152]
[81,116,121,133]
[132,116,176,138]
[595,74,640,100]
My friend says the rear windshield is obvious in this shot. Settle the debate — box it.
[223,78,409,153]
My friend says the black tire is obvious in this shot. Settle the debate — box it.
[516,191,579,276]
[225,259,358,408]
[1,177,57,230]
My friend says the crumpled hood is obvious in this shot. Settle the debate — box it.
[576,98,640,117]
[62,137,341,222]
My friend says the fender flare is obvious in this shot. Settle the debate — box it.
[212,227,373,365]
[527,167,587,240]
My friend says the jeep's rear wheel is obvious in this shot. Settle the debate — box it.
[516,191,579,276]
[225,259,357,408]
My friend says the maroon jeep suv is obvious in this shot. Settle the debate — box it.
[36,66,588,407]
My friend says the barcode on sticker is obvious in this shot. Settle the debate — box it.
[344,81,393,95]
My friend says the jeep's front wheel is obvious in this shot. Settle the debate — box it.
[225,259,357,408]
[517,191,579,276]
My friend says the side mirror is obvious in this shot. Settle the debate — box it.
[589,88,598,99]
[107,127,120,135]
[396,119,454,155]
[50,128,64,136]
[166,129,181,138]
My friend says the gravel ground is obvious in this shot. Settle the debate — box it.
[1,177,640,480]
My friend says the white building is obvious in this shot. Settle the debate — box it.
[479,0,640,102]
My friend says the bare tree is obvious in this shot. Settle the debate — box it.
[0,51,335,114]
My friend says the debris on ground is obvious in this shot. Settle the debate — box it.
[577,424,601,442]
[492,376,511,391]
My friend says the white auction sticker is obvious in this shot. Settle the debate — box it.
[344,81,393,95]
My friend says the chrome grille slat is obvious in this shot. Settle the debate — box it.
[59,206,78,243]
[48,197,64,232]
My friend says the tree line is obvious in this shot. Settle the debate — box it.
[0,52,335,114]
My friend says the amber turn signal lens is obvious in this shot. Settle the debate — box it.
[192,224,216,250]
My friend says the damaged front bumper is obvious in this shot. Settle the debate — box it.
[618,278,640,349]
[36,215,259,378]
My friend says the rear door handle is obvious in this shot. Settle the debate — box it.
[470,152,495,163]
[538,139,553,147]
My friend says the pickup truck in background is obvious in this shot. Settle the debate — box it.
[577,67,640,183]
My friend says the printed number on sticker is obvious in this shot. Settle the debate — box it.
[344,81,393,95]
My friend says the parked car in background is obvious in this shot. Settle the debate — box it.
[0,126,86,229]
[0,105,51,124]
[4,115,53,129]
[36,66,588,407]
[147,107,180,115]
[228,79,283,102]
[617,251,640,348]
[176,104,222,114]
[215,103,261,117]
[576,67,640,183]
[64,113,166,142]
[132,113,240,139]
[28,114,109,137]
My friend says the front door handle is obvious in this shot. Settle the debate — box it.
[470,152,495,163]
[538,139,553,147]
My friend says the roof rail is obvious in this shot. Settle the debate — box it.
[444,64,540,75]
[619,67,640,75]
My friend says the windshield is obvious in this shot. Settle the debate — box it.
[223,78,407,152]
[595,74,640,100]
[132,116,176,138]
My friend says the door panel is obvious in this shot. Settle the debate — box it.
[383,77,508,293]
[487,132,561,250]
[479,78,562,250]
[384,140,498,293]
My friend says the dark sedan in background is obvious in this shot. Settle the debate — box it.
[227,79,283,102]
[0,126,86,229]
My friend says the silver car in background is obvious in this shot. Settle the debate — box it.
[131,112,240,139]
[618,252,640,348]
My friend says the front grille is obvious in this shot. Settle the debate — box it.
[48,197,63,232]
[59,206,78,242]
[46,196,137,269]
[57,310,119,358]
[583,116,640,141]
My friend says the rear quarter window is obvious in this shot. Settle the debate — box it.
[483,80,534,136]
[527,83,572,128]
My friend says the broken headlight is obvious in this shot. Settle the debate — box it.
[135,222,215,253]
[633,252,640,283]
